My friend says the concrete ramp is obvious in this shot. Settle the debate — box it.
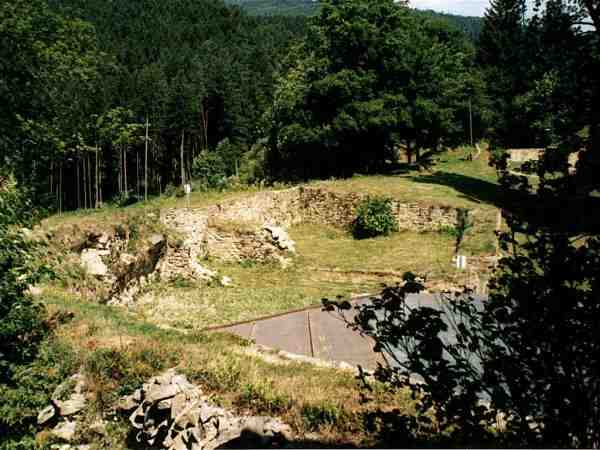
[208,297,384,369]
[209,293,486,371]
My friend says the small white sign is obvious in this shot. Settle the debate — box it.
[454,255,467,270]
[184,183,191,195]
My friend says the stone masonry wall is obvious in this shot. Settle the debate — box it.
[201,186,459,232]
[161,186,461,270]
[204,229,285,263]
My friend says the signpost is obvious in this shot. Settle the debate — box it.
[453,254,467,270]
[184,183,191,209]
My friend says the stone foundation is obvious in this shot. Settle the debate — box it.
[160,186,462,274]
[194,186,460,232]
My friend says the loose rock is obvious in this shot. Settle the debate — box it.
[52,421,77,442]
[80,249,108,277]
[120,369,292,450]
[38,404,57,426]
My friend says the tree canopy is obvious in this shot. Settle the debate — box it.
[266,0,479,179]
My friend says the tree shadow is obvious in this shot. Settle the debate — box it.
[408,171,503,208]
[215,428,359,449]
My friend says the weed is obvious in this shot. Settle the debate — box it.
[438,225,459,237]
[237,381,293,415]
[301,402,345,431]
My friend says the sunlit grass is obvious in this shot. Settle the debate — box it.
[41,284,414,447]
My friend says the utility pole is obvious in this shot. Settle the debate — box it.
[145,117,149,202]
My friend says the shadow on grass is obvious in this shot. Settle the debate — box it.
[409,171,600,233]
[408,171,501,207]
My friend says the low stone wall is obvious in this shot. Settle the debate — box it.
[394,203,457,232]
[206,189,304,227]
[298,187,361,227]
[204,186,459,232]
[507,148,543,162]
[204,229,288,263]
[160,186,462,269]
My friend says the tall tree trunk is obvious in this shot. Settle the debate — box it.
[95,144,99,208]
[180,129,185,188]
[50,159,54,194]
[87,152,92,209]
[145,117,149,201]
[118,144,122,195]
[136,149,140,197]
[59,160,63,215]
[76,155,80,209]
[83,152,88,209]
[201,105,208,151]
[124,145,128,195]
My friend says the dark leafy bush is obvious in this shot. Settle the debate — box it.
[113,191,139,207]
[192,151,228,189]
[351,196,398,239]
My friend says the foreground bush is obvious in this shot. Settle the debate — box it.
[351,196,398,239]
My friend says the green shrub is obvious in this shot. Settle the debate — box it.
[0,339,78,449]
[239,141,267,185]
[86,346,166,395]
[351,196,398,239]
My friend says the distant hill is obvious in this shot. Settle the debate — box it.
[227,0,318,17]
[226,0,483,40]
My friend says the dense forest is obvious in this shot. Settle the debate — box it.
[1,0,597,208]
[3,0,306,211]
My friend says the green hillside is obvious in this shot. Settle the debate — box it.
[226,0,483,39]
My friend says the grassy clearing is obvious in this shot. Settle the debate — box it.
[41,147,500,329]
[132,260,374,329]
[40,285,417,447]
[30,147,503,446]
[131,220,492,329]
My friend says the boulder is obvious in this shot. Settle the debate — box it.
[56,394,86,416]
[38,404,57,425]
[80,249,108,277]
[52,421,77,442]
[264,225,296,253]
